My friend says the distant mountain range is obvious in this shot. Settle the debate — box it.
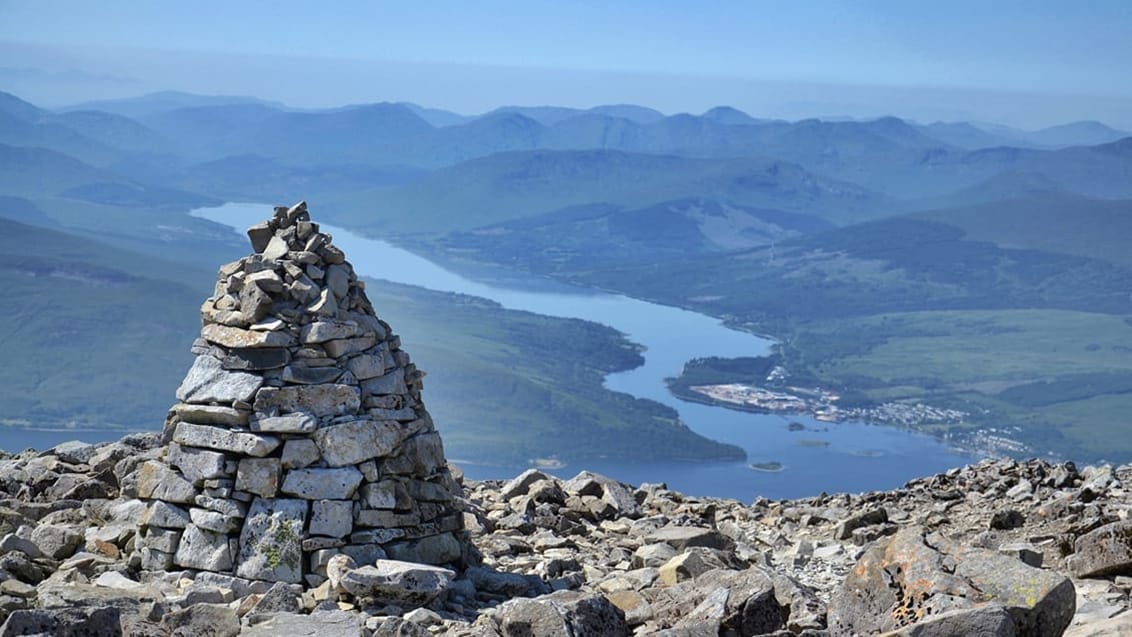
[2,87,1131,463]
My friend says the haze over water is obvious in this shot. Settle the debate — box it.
[194,203,972,500]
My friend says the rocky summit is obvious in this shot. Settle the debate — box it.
[1,203,1131,636]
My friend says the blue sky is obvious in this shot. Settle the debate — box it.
[2,1,1130,127]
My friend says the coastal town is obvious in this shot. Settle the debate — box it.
[687,382,970,427]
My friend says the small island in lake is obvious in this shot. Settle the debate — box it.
[748,461,784,473]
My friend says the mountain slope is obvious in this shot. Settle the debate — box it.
[917,195,1132,268]
[330,149,885,234]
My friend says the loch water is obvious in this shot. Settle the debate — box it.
[184,203,972,500]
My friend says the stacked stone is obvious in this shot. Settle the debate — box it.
[134,201,464,587]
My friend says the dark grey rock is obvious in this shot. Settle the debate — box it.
[1069,521,1132,578]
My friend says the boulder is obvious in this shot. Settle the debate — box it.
[338,559,455,606]
[239,611,362,637]
[488,590,627,637]
[1068,521,1132,578]
[828,526,1074,637]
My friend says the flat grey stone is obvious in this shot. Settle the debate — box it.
[326,264,350,299]
[281,439,321,469]
[238,611,361,637]
[251,413,318,434]
[167,443,228,483]
[170,404,249,426]
[237,498,307,584]
[47,440,98,465]
[202,323,296,349]
[246,222,273,253]
[254,384,361,418]
[300,320,361,344]
[345,353,386,380]
[245,269,284,293]
[282,364,343,385]
[1069,521,1132,578]
[313,419,404,467]
[324,334,376,358]
[338,559,455,605]
[176,355,264,405]
[262,235,289,260]
[173,422,281,457]
[174,524,232,571]
[142,501,192,529]
[384,533,463,566]
[281,467,363,500]
[361,368,406,396]
[0,533,43,559]
[236,458,281,498]
[136,461,197,503]
[189,507,240,534]
[222,347,291,371]
[30,524,82,560]
[310,500,353,538]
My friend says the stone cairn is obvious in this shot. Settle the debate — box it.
[134,201,465,587]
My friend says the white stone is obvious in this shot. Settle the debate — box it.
[167,444,228,483]
[175,524,233,571]
[281,439,321,469]
[310,500,353,538]
[173,423,281,457]
[281,467,363,500]
[338,560,455,605]
[202,323,296,349]
[313,419,403,467]
[254,384,361,418]
[300,320,361,344]
[361,369,407,396]
[236,458,281,498]
[136,461,197,504]
[251,413,318,434]
[237,498,307,584]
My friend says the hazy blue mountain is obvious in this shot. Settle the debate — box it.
[422,111,546,164]
[139,103,293,157]
[438,197,834,273]
[916,194,1132,268]
[483,105,587,126]
[1027,121,1131,147]
[52,110,169,154]
[0,219,206,430]
[62,90,284,119]
[907,171,1068,210]
[398,102,473,127]
[0,91,45,121]
[0,143,216,212]
[701,106,763,125]
[331,149,884,234]
[174,154,426,202]
[920,121,1020,149]
[0,91,131,165]
[0,143,117,197]
[972,120,1130,149]
[587,104,666,124]
[0,196,57,227]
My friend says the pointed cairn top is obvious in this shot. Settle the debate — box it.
[135,201,465,587]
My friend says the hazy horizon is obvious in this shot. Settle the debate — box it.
[2,1,1131,129]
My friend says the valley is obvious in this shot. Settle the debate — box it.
[1,86,1131,494]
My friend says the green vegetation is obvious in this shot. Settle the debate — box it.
[0,219,739,464]
[368,280,744,463]
[0,220,206,429]
[433,211,1132,462]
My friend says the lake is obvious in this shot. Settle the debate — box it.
[182,202,972,500]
